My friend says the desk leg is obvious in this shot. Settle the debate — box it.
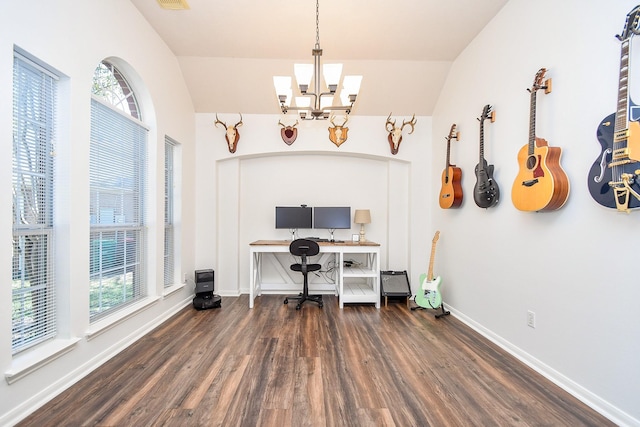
[249,251,262,309]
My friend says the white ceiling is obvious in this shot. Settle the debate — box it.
[130,0,509,116]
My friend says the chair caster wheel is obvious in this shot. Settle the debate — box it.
[319,303,323,308]
[296,304,301,310]
[284,298,288,304]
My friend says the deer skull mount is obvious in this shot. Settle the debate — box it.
[214,113,243,153]
[385,113,417,155]
[278,119,299,145]
[328,115,349,147]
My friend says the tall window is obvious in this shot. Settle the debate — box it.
[164,137,176,287]
[90,61,147,320]
[12,52,57,353]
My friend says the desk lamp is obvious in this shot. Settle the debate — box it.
[354,209,371,242]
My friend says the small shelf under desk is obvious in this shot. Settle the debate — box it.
[249,240,380,309]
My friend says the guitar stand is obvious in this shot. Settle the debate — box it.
[411,299,450,319]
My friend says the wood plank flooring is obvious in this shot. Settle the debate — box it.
[18,295,614,426]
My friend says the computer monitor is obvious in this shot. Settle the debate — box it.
[313,207,351,229]
[275,206,313,229]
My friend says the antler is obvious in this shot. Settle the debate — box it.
[385,113,396,132]
[214,113,227,130]
[278,119,299,128]
[234,113,243,128]
[401,114,417,134]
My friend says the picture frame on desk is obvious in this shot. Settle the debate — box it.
[352,234,360,243]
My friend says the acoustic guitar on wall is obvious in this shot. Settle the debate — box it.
[473,104,500,208]
[439,124,463,209]
[587,5,640,212]
[511,68,570,212]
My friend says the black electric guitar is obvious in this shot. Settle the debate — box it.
[587,5,640,212]
[473,104,500,208]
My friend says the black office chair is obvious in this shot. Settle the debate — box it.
[284,239,323,309]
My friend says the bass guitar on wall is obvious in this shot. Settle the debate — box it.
[588,5,640,212]
[511,68,570,212]
[439,124,463,209]
[412,231,450,318]
[473,104,500,208]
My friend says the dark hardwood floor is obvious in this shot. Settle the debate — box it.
[19,295,613,426]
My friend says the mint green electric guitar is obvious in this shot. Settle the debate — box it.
[413,231,450,318]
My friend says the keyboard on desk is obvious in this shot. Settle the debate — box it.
[305,237,345,243]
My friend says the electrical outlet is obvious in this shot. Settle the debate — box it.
[527,310,536,328]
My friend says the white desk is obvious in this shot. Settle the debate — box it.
[249,240,380,309]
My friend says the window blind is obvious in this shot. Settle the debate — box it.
[89,98,147,320]
[164,137,176,287]
[12,53,57,353]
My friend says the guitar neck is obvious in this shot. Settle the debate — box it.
[528,89,537,155]
[427,242,437,281]
[615,39,630,135]
[479,121,485,164]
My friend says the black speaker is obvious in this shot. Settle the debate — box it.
[194,269,214,294]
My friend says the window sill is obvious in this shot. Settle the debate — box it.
[5,337,82,385]
[85,296,160,341]
[163,282,186,297]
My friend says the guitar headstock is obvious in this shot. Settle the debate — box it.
[432,230,440,244]
[528,68,551,95]
[478,104,496,123]
[617,5,640,41]
[446,124,460,142]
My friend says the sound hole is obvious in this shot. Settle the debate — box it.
[526,155,537,170]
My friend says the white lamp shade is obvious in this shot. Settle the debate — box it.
[294,63,314,87]
[273,76,291,94]
[342,75,363,95]
[323,63,343,87]
[320,96,334,109]
[295,96,311,108]
[354,209,371,224]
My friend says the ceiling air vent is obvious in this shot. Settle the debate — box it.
[156,0,190,10]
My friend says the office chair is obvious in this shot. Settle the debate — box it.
[284,239,323,309]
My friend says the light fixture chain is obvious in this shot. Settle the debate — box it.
[315,0,320,49]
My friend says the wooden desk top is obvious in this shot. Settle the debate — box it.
[250,239,380,247]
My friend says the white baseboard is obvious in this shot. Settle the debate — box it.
[1,296,192,427]
[447,304,639,427]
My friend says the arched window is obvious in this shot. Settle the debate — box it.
[89,60,147,320]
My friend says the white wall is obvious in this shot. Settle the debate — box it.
[195,114,432,296]
[432,0,640,425]
[0,1,196,424]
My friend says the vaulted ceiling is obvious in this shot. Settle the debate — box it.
[130,0,509,116]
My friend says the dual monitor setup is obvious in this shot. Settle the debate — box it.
[275,205,350,242]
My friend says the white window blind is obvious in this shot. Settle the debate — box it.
[12,53,57,353]
[89,97,147,320]
[164,137,176,287]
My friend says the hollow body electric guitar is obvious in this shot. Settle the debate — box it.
[511,68,570,211]
[414,231,450,318]
[473,104,500,208]
[439,124,463,209]
[588,5,640,212]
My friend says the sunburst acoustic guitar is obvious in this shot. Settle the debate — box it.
[511,68,570,212]
[439,124,463,209]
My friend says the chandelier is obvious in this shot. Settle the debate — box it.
[273,0,362,120]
